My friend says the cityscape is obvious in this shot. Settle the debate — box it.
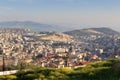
[0,0,120,80]
[0,27,119,80]
[0,27,120,70]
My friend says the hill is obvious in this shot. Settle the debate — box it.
[0,21,64,32]
[64,27,120,41]
[64,27,120,37]
[90,27,120,35]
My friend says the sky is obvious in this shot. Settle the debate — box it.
[0,0,120,31]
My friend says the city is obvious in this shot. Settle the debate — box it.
[0,28,120,70]
[0,0,120,80]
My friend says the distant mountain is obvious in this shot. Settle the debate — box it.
[0,21,70,32]
[64,27,120,37]
[90,27,120,35]
[0,21,119,34]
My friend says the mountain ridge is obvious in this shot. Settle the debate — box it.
[64,27,120,36]
[0,21,75,32]
[0,21,57,32]
[0,21,119,34]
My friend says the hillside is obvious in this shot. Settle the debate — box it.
[64,27,120,37]
[90,27,120,35]
[38,32,74,42]
[0,21,74,32]
[64,28,120,42]
[0,59,120,80]
[0,21,61,32]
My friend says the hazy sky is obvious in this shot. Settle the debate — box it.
[0,0,120,31]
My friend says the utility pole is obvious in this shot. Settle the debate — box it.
[2,53,5,72]
[0,43,5,75]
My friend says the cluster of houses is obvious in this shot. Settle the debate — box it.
[0,28,120,70]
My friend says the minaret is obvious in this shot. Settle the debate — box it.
[65,54,69,67]
[68,46,75,55]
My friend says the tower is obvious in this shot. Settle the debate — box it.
[68,46,75,55]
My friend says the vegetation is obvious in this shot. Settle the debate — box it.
[0,59,120,80]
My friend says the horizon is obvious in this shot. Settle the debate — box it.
[0,0,120,32]
[0,21,120,33]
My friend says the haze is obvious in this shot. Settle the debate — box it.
[0,0,120,32]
